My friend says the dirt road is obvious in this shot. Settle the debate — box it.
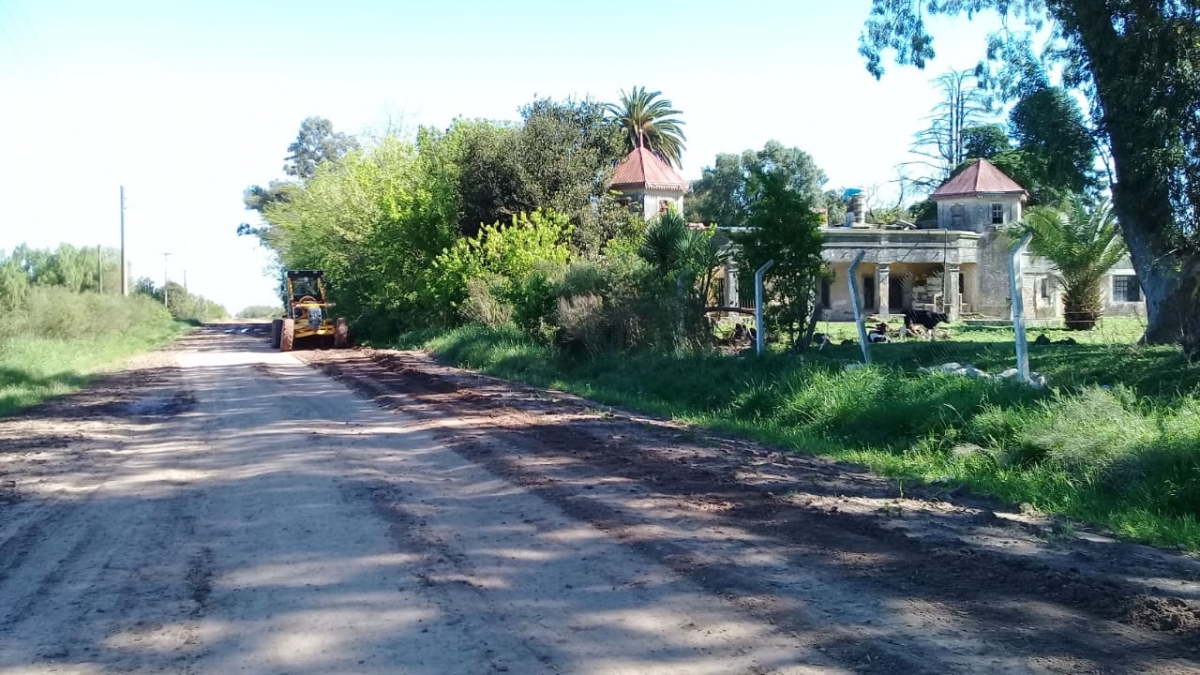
[0,328,1197,674]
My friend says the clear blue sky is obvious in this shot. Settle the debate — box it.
[0,0,1015,311]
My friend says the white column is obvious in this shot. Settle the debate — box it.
[877,264,890,317]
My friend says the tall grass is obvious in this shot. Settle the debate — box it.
[0,288,186,416]
[407,324,1200,551]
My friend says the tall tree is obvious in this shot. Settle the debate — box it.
[283,117,361,180]
[1008,86,1098,202]
[731,171,827,348]
[909,70,992,187]
[962,124,1011,160]
[859,1,1200,352]
[689,140,828,228]
[455,99,630,251]
[605,87,687,168]
[1018,198,1126,330]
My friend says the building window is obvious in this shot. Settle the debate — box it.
[658,199,672,214]
[1112,275,1141,302]
[862,276,875,311]
[991,203,1005,225]
[820,278,831,309]
[1039,277,1051,300]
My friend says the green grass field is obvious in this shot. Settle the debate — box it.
[0,289,188,417]
[399,317,1200,552]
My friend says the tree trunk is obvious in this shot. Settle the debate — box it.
[1062,292,1099,331]
[1057,2,1200,353]
[1112,186,1200,350]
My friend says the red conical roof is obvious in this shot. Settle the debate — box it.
[931,158,1027,200]
[611,147,689,192]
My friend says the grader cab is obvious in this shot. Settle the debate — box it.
[269,270,349,351]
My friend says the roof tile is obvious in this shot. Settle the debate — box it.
[931,158,1026,199]
[611,147,689,192]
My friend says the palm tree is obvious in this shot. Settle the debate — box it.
[606,86,687,168]
[1019,197,1127,330]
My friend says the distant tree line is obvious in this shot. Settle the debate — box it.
[0,244,226,323]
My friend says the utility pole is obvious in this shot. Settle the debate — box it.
[120,186,128,296]
[97,245,103,294]
[183,269,188,293]
[162,252,172,307]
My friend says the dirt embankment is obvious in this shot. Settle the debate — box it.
[304,346,1200,674]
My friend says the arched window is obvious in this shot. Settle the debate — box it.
[950,204,966,229]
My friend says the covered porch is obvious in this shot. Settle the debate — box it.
[819,228,982,321]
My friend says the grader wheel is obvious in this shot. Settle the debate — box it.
[334,317,349,349]
[279,318,295,352]
[270,318,283,349]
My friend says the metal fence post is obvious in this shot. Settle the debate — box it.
[755,260,775,356]
[847,251,871,364]
[1009,233,1034,383]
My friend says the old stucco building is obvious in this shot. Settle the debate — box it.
[817,159,1145,322]
[609,154,1145,324]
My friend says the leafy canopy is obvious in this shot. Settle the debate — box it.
[433,209,573,310]
[689,140,828,228]
[284,117,361,180]
[732,172,827,346]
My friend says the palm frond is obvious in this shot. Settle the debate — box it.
[1019,196,1126,328]
[607,86,688,168]
[639,210,689,275]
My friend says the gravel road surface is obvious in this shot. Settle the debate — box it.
[0,327,1197,674]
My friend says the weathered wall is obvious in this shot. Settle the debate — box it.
[935,194,1023,231]
[639,189,685,218]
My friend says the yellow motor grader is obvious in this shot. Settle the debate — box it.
[269,270,349,351]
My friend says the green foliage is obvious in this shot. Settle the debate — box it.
[1009,86,1098,203]
[732,172,826,347]
[605,86,687,168]
[284,116,361,180]
[962,123,1011,160]
[634,211,729,345]
[256,132,460,336]
[453,101,629,253]
[1014,197,1126,330]
[0,287,183,416]
[2,244,125,296]
[433,209,572,308]
[131,278,227,324]
[689,140,828,228]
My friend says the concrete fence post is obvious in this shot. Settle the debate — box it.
[1009,233,1034,383]
[755,260,775,356]
[848,251,871,365]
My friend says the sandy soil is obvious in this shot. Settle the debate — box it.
[0,326,1197,674]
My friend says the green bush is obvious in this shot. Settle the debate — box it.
[505,264,561,342]
[3,287,174,342]
[459,274,513,328]
[433,209,573,311]
[0,287,185,417]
